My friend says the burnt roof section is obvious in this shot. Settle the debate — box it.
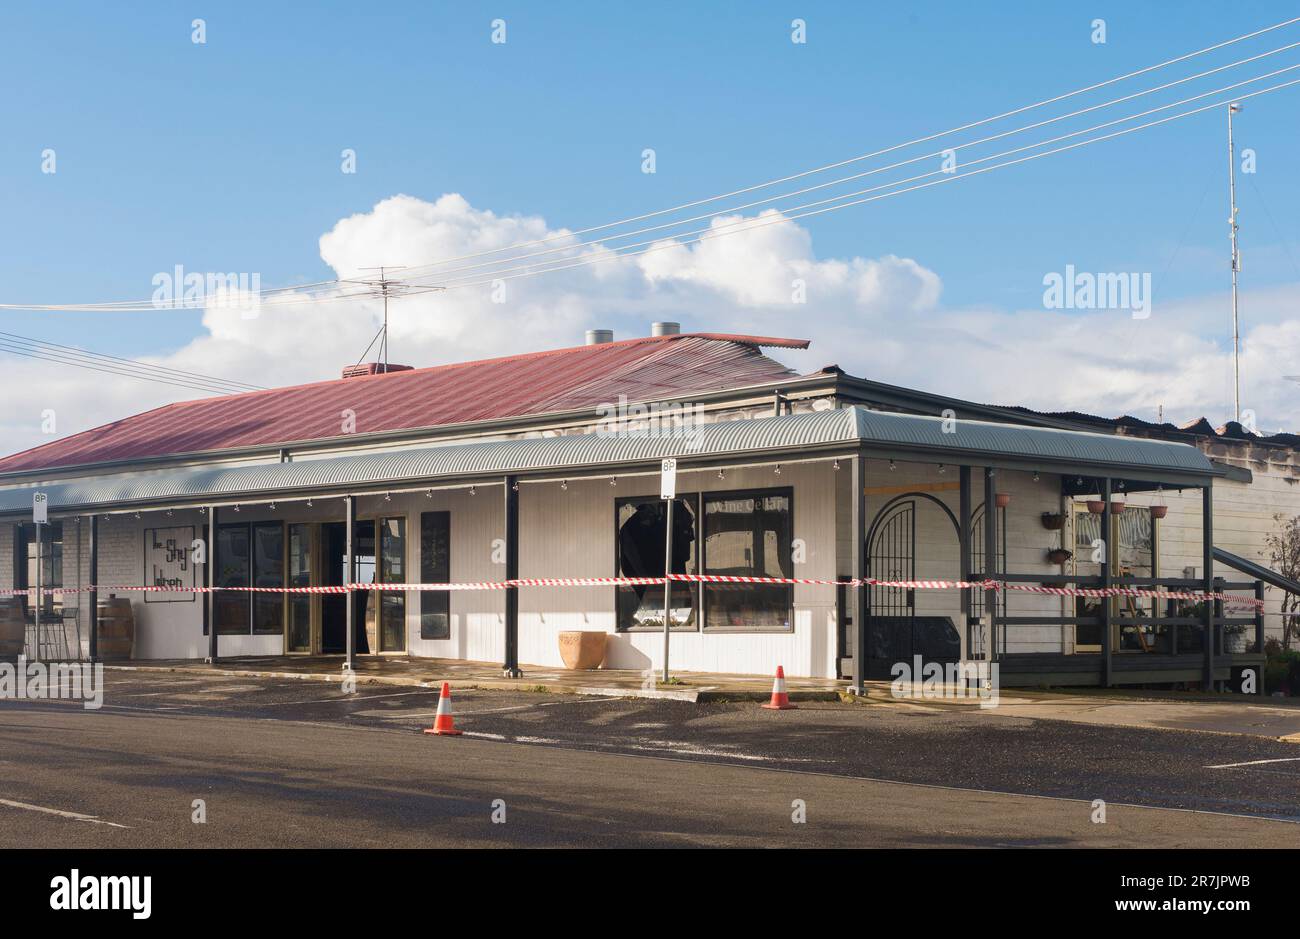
[989,405,1300,449]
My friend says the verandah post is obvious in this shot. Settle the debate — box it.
[503,475,521,678]
[983,467,998,663]
[1100,479,1112,688]
[958,466,971,657]
[344,495,355,672]
[1254,580,1266,694]
[206,506,218,663]
[87,514,98,663]
[849,450,867,694]
[1202,485,1215,690]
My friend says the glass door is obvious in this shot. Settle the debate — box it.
[377,517,406,653]
[286,524,313,653]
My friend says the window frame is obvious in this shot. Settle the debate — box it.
[213,521,285,637]
[612,492,701,633]
[419,511,451,641]
[374,515,407,653]
[699,486,796,635]
[15,521,63,617]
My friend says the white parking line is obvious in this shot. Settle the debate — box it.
[0,798,129,828]
[1205,757,1300,769]
[260,690,440,707]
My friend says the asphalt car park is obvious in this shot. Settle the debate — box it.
[67,671,1300,820]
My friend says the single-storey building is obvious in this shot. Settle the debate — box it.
[1,324,1294,689]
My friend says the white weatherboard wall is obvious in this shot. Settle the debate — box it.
[349,463,838,677]
[514,461,837,678]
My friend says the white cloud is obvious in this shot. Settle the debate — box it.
[2,193,1296,457]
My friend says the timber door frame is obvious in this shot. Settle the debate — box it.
[283,522,320,655]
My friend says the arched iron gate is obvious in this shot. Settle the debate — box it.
[856,493,963,679]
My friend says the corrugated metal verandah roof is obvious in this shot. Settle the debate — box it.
[0,407,1218,516]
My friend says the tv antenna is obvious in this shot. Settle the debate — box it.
[342,267,445,371]
[354,266,407,373]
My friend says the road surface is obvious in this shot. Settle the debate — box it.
[1,672,1297,848]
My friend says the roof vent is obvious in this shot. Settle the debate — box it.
[585,329,614,346]
[651,321,680,336]
[342,362,414,379]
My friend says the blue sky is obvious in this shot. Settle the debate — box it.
[0,1,1297,447]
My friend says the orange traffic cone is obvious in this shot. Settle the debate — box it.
[761,665,796,710]
[423,681,463,735]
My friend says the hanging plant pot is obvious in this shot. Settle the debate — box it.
[1086,500,1105,514]
[1110,501,1126,515]
[1150,504,1169,519]
[1041,512,1065,530]
[1046,548,1073,565]
[995,492,1011,508]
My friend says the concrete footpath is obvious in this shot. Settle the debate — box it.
[103,654,1300,741]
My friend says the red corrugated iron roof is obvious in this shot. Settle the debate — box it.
[0,333,809,474]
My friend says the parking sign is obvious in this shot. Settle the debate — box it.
[660,458,677,500]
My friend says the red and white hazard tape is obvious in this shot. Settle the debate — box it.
[0,574,1266,609]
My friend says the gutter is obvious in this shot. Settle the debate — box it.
[0,431,1220,520]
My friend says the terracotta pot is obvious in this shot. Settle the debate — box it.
[1041,512,1065,530]
[994,492,1011,508]
[1150,505,1168,519]
[1110,501,1126,515]
[1046,549,1073,565]
[558,630,607,670]
[1086,500,1105,514]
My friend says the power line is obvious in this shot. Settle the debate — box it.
[0,332,264,396]
[0,343,251,396]
[382,15,1300,281]
[411,78,1300,293]
[0,331,263,391]
[3,16,1298,315]
[400,57,1300,287]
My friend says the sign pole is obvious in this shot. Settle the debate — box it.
[660,458,677,684]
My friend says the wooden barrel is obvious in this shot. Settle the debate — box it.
[0,598,24,658]
[97,598,135,660]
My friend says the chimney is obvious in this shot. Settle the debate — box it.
[585,329,614,345]
[342,362,413,379]
[651,321,680,336]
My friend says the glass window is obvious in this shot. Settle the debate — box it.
[702,490,793,631]
[420,512,451,640]
[287,524,311,652]
[18,522,63,617]
[615,495,698,631]
[215,524,251,635]
[355,522,377,586]
[252,522,284,635]
[378,517,406,652]
[216,522,284,636]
